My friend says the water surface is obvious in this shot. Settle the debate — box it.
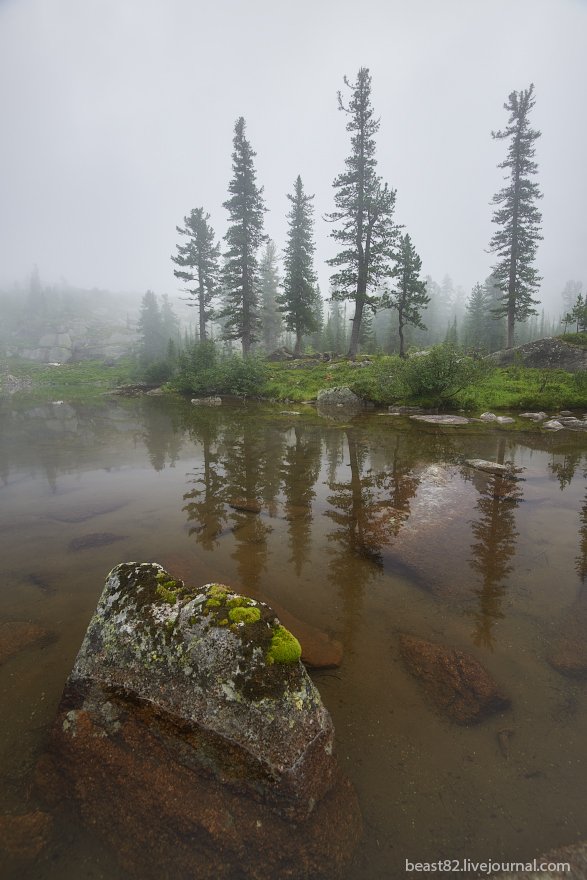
[1,395,587,879]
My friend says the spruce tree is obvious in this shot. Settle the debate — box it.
[382,233,429,358]
[171,207,219,341]
[220,117,266,356]
[488,84,543,349]
[259,240,282,353]
[278,175,318,356]
[138,290,165,365]
[464,282,489,350]
[326,68,399,358]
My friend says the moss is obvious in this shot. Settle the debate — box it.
[208,584,230,599]
[156,583,178,605]
[267,625,302,664]
[227,596,249,609]
[205,598,222,609]
[229,606,261,625]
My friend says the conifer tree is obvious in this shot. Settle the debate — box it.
[464,282,489,350]
[259,240,282,353]
[327,68,399,358]
[307,284,324,351]
[138,290,165,365]
[488,84,543,349]
[278,175,318,356]
[171,207,219,341]
[220,117,266,356]
[382,233,429,358]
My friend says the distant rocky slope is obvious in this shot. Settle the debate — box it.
[487,337,587,372]
[7,320,138,363]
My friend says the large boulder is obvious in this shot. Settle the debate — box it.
[38,563,360,879]
[399,634,510,724]
[316,386,362,409]
[487,338,587,372]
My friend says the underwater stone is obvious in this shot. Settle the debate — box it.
[399,634,510,724]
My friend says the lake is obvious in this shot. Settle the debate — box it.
[1,394,587,879]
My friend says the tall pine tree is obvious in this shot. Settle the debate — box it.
[220,117,266,356]
[259,240,282,353]
[488,84,543,349]
[278,175,318,356]
[171,207,219,341]
[382,233,429,358]
[327,68,399,358]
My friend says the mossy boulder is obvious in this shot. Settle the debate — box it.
[67,563,336,819]
[39,563,361,877]
[38,563,361,880]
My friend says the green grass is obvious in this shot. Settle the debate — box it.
[263,357,383,402]
[559,332,587,349]
[1,357,137,402]
[454,366,587,411]
[3,352,587,412]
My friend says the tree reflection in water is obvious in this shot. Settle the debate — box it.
[466,440,524,650]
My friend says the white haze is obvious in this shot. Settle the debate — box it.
[0,0,585,316]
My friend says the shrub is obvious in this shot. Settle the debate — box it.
[400,345,491,406]
[173,343,267,397]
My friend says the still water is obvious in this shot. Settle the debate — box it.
[1,395,587,879]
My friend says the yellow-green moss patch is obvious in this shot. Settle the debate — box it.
[267,625,302,664]
[229,606,261,625]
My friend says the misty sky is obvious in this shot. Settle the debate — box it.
[1,0,585,315]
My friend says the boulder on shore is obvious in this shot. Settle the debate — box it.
[486,337,587,372]
[399,634,510,724]
[316,386,362,409]
[38,563,361,880]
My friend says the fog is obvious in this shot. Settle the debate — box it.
[0,0,585,315]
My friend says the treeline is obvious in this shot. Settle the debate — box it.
[165,68,579,364]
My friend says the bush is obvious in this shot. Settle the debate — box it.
[173,343,266,397]
[400,345,491,406]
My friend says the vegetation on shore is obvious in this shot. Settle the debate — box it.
[2,341,586,411]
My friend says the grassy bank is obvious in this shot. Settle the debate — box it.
[3,351,587,412]
[1,357,137,402]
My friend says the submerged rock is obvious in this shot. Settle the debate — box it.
[520,411,548,421]
[410,414,470,426]
[548,591,587,678]
[68,532,127,551]
[464,459,517,477]
[0,621,49,664]
[399,634,510,724]
[191,396,222,406]
[39,563,360,879]
[0,810,53,863]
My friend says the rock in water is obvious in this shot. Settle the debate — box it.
[39,563,361,879]
[399,634,510,724]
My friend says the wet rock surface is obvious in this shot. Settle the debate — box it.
[39,563,360,879]
[399,634,510,724]
[464,459,517,477]
[410,414,470,426]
